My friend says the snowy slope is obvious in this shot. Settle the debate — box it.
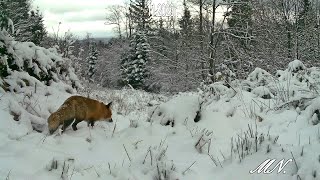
[0,60,320,180]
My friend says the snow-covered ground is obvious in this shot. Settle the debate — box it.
[1,60,320,180]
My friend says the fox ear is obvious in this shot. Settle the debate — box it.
[106,102,112,108]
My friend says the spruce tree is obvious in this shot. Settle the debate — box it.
[129,0,152,31]
[29,8,47,45]
[121,31,150,88]
[297,0,311,30]
[121,0,152,89]
[178,0,193,36]
[87,43,98,82]
[0,3,10,77]
[225,0,253,45]
[5,0,33,42]
[296,0,318,61]
[0,3,8,31]
[1,0,46,44]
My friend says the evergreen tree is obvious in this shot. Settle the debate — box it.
[87,43,98,82]
[179,0,193,36]
[0,1,8,29]
[1,0,46,44]
[5,0,33,42]
[129,0,152,31]
[297,0,311,30]
[121,31,150,88]
[29,8,47,45]
[225,0,253,45]
[296,0,318,61]
[0,3,10,77]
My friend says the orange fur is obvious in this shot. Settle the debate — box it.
[48,96,112,134]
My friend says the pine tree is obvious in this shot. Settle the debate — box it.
[87,43,98,82]
[121,31,150,88]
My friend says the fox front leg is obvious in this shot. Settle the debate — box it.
[72,119,82,131]
[61,119,74,133]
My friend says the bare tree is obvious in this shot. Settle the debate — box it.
[105,5,126,39]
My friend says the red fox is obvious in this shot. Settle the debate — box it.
[47,95,113,134]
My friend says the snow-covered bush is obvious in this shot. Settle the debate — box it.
[288,59,306,73]
[0,30,81,91]
[269,60,319,107]
[198,81,236,106]
[303,97,320,125]
[215,64,236,87]
[246,67,273,89]
[0,30,14,77]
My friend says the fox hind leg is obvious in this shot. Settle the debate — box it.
[90,121,95,127]
[87,121,95,128]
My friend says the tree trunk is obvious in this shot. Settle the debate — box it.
[129,0,133,37]
[199,0,205,80]
[209,0,216,82]
[294,3,299,59]
[287,26,292,59]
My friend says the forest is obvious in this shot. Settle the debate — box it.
[2,0,319,92]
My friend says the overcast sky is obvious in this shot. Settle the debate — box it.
[32,0,224,39]
[32,0,182,38]
[32,0,125,38]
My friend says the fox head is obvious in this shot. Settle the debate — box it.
[48,114,61,134]
[103,102,113,122]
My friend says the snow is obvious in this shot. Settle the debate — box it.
[1,59,320,180]
[252,86,273,99]
[150,93,200,126]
